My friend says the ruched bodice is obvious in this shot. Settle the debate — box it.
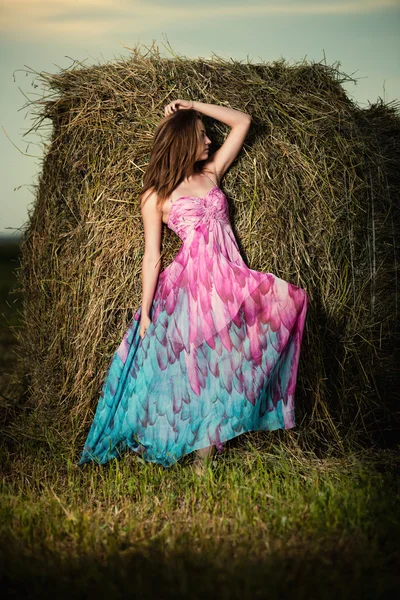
[167,186,230,241]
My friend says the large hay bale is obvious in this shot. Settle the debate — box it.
[4,43,400,454]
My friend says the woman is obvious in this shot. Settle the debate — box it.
[78,99,309,470]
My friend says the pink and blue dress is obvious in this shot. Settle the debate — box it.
[78,172,309,467]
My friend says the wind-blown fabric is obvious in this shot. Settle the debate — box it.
[78,178,309,468]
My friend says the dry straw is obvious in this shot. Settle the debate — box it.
[4,42,400,457]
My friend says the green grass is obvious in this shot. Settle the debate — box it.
[1,241,399,598]
[1,438,399,599]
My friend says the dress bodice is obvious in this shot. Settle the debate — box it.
[167,186,231,241]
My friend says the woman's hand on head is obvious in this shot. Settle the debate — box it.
[164,99,194,116]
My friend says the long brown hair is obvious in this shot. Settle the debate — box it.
[139,109,206,211]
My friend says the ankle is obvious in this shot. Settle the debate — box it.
[195,445,215,460]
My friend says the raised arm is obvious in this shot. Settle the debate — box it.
[192,101,251,184]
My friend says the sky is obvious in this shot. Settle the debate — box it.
[0,0,399,238]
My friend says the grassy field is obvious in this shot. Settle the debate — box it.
[1,240,399,599]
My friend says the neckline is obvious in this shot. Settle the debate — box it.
[167,185,219,227]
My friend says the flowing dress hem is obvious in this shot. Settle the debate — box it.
[76,411,295,468]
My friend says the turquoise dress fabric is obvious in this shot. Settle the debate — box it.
[78,174,309,468]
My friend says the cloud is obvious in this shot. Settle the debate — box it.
[0,1,398,42]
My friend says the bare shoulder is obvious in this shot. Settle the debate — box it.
[140,187,164,225]
[140,186,158,209]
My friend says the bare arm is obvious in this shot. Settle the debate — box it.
[192,101,251,183]
[192,101,250,128]
[140,190,162,322]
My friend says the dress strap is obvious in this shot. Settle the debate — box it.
[202,171,218,187]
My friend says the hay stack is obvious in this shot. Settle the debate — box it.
[4,42,400,454]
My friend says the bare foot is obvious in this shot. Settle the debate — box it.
[195,445,216,460]
[192,445,216,473]
[192,459,206,475]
